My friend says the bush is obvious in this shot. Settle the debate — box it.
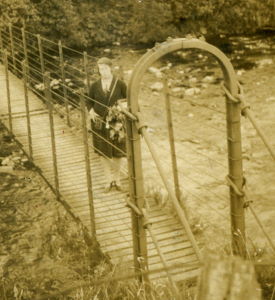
[1,0,274,48]
[0,0,37,27]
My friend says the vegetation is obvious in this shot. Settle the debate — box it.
[0,0,274,48]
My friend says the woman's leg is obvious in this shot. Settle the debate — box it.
[112,157,122,186]
[100,156,112,187]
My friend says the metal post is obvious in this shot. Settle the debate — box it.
[163,76,183,210]
[59,40,71,126]
[21,27,29,67]
[22,61,33,160]
[8,24,16,73]
[79,89,96,237]
[44,72,60,200]
[83,51,90,93]
[3,50,12,132]
[37,34,45,75]
[225,95,246,257]
[0,30,3,63]
[125,112,149,284]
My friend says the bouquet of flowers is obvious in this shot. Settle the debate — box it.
[105,103,126,142]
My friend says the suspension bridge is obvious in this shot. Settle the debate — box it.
[1,24,275,295]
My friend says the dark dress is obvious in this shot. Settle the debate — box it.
[87,77,127,158]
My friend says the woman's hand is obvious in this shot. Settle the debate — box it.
[117,98,127,109]
[89,108,99,122]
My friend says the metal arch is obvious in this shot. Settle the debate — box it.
[126,38,246,262]
[128,38,238,108]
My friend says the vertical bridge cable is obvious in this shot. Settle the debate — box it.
[43,72,60,201]
[8,24,16,73]
[79,90,96,237]
[222,83,275,162]
[22,61,33,160]
[125,199,180,296]
[143,208,180,298]
[135,112,203,262]
[163,76,182,213]
[243,186,275,255]
[58,40,71,127]
[3,50,13,132]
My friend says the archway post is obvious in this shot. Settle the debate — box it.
[125,108,149,284]
[126,38,246,278]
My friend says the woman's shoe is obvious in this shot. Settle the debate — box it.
[104,181,114,193]
[113,181,124,192]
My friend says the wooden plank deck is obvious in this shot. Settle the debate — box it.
[0,65,199,283]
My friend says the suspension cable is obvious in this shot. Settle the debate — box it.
[222,83,275,162]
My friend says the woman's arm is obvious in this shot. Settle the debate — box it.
[87,83,99,121]
[121,80,127,99]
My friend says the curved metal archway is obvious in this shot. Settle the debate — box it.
[126,38,245,280]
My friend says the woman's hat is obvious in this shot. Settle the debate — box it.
[97,57,112,66]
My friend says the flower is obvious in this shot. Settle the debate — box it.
[34,83,45,91]
[106,103,126,142]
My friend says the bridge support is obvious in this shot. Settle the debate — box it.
[125,111,149,284]
[127,38,246,264]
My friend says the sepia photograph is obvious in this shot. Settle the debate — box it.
[0,0,275,299]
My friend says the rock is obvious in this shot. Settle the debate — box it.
[124,70,133,76]
[266,96,275,102]
[150,82,163,92]
[148,66,162,78]
[171,87,185,94]
[13,156,21,161]
[159,63,172,72]
[189,77,198,85]
[237,69,245,76]
[0,166,14,172]
[202,75,214,83]
[148,66,159,74]
[103,49,111,53]
[257,58,273,68]
[1,157,10,166]
[185,87,201,96]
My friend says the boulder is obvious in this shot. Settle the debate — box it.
[256,58,273,68]
[148,66,162,78]
[202,75,214,83]
[185,87,201,96]
[150,82,163,92]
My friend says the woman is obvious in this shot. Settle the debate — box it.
[86,57,127,192]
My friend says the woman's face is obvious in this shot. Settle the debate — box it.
[98,63,112,79]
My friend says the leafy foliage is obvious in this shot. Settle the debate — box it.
[1,0,274,49]
[0,0,37,26]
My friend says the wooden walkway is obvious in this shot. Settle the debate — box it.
[0,65,199,282]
